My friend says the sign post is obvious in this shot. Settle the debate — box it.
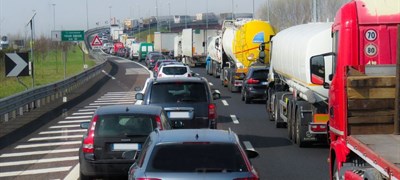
[60,30,85,78]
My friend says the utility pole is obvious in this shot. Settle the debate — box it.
[156,0,159,32]
[168,2,171,32]
[267,0,270,21]
[312,0,318,22]
[252,0,255,19]
[185,0,188,28]
[231,0,234,20]
[52,4,56,30]
[86,0,89,30]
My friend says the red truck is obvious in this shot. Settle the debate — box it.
[112,42,124,55]
[310,0,400,179]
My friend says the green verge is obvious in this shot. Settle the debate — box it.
[0,45,96,99]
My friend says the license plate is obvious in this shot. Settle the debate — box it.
[169,111,190,118]
[262,82,268,85]
[112,143,140,151]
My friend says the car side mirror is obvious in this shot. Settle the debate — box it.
[80,122,90,129]
[245,149,259,159]
[122,150,139,160]
[135,93,144,100]
[213,92,221,100]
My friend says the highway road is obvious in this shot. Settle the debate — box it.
[0,52,329,180]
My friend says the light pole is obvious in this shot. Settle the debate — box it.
[168,2,171,32]
[86,0,89,30]
[206,0,208,30]
[231,0,234,20]
[185,0,187,28]
[109,6,112,24]
[156,0,159,32]
[52,4,56,30]
[252,0,255,19]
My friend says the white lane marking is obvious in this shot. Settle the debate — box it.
[94,100,134,103]
[243,141,255,151]
[28,135,83,141]
[65,116,92,120]
[0,148,79,158]
[222,100,229,106]
[102,70,116,80]
[15,141,82,149]
[215,90,220,94]
[64,163,79,180]
[78,109,97,112]
[230,115,240,124]
[0,156,78,167]
[72,112,94,115]
[89,102,133,106]
[49,125,80,129]
[0,166,72,177]
[39,129,87,135]
[84,106,100,109]
[98,97,134,100]
[106,91,134,94]
[209,82,213,86]
[58,120,90,124]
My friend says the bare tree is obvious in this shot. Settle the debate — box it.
[257,0,347,31]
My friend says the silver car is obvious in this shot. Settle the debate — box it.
[127,129,260,180]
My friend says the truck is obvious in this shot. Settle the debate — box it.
[206,36,222,77]
[129,42,154,61]
[173,34,182,60]
[308,0,400,179]
[154,32,178,55]
[214,19,275,92]
[266,23,333,147]
[181,29,218,67]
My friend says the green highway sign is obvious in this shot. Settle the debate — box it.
[61,30,85,41]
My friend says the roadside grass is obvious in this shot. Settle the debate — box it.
[0,45,96,99]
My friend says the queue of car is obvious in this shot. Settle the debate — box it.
[81,41,261,179]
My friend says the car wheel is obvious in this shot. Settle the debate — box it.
[244,91,251,104]
[80,172,91,180]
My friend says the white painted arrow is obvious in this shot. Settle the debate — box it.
[6,53,28,77]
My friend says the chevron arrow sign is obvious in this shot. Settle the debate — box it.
[5,53,29,77]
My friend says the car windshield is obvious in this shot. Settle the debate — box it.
[95,114,156,137]
[252,70,269,80]
[146,143,248,172]
[150,82,207,103]
[162,66,188,75]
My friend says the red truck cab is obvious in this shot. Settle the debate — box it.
[309,0,400,179]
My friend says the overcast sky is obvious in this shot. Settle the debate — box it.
[0,0,266,37]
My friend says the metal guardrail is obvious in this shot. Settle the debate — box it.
[0,59,106,122]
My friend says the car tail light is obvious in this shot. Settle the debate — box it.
[82,115,98,154]
[137,178,162,180]
[155,116,163,130]
[247,78,260,84]
[208,103,216,119]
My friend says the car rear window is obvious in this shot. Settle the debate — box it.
[95,114,156,137]
[150,82,207,103]
[147,143,248,172]
[252,69,269,79]
[162,66,188,75]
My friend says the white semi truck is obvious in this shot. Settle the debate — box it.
[267,23,333,147]
[181,29,218,67]
[154,32,178,55]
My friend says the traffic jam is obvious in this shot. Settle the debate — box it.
[0,0,399,180]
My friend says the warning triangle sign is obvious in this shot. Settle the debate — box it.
[91,35,103,46]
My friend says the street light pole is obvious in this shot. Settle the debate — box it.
[156,0,159,32]
[52,4,56,30]
[168,2,171,32]
[109,6,112,24]
[86,0,89,30]
[232,0,234,20]
[185,0,187,28]
[252,0,255,19]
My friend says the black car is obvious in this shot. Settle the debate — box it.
[241,66,269,104]
[79,105,170,180]
[135,77,220,129]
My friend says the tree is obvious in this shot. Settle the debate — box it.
[257,0,347,31]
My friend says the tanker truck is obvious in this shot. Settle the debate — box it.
[217,19,275,92]
[206,36,222,77]
[266,23,333,147]
[308,0,400,179]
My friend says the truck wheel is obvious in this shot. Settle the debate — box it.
[287,100,293,139]
[295,107,309,147]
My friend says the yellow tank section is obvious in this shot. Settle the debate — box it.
[233,20,275,66]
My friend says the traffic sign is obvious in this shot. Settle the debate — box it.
[61,30,85,41]
[91,35,103,47]
[5,53,29,77]
[51,30,62,41]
